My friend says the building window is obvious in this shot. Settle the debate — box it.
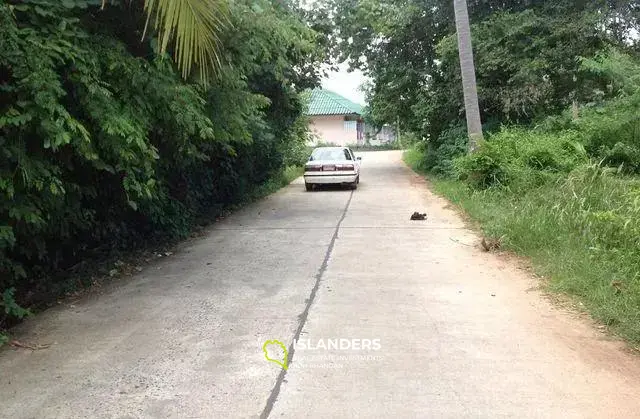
[344,120,357,132]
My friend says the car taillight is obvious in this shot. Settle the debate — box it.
[305,165,322,171]
[336,164,354,171]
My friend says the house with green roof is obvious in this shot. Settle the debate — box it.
[304,88,365,146]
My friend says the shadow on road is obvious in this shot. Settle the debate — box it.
[307,184,357,192]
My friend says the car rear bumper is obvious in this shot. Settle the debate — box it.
[304,173,358,184]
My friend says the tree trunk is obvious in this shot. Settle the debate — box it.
[453,0,483,153]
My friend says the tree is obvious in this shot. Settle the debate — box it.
[323,0,640,162]
[453,0,483,152]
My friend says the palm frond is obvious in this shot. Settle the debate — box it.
[141,0,230,83]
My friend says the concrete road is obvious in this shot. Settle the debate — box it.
[2,151,640,419]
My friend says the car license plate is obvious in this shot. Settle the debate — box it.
[323,165,336,171]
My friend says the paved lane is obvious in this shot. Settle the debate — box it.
[1,151,640,419]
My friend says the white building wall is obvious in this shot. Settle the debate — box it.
[308,115,359,147]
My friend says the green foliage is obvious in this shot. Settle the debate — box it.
[323,0,640,154]
[2,288,31,319]
[283,140,313,167]
[580,47,640,99]
[442,8,605,119]
[247,166,303,203]
[449,49,640,190]
[139,0,231,83]
[422,124,468,176]
[402,146,427,173]
[454,128,588,190]
[0,0,322,328]
[395,132,419,147]
[572,97,640,173]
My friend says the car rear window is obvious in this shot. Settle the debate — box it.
[309,148,352,161]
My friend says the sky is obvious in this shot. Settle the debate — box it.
[320,63,368,106]
[300,0,368,105]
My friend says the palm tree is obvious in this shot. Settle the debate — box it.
[453,0,483,152]
[103,0,230,84]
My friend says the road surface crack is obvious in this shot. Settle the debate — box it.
[259,190,354,418]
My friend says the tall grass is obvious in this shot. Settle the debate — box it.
[403,147,426,172]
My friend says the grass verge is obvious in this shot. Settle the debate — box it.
[404,149,640,348]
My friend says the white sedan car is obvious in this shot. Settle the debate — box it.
[303,146,361,191]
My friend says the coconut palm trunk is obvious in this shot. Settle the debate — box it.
[453,0,483,152]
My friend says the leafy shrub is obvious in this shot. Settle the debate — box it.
[284,141,312,167]
[569,96,640,173]
[454,128,588,190]
[569,49,640,173]
[396,132,419,147]
[1,288,30,320]
[403,146,428,173]
[422,124,468,176]
[454,141,510,188]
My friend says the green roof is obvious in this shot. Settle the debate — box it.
[305,88,364,116]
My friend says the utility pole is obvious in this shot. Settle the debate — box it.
[453,0,483,153]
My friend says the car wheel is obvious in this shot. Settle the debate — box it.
[356,175,360,184]
[305,183,313,191]
[350,181,358,190]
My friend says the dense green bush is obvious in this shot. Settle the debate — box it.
[0,0,323,329]
[571,99,640,174]
[422,124,468,176]
[453,128,588,190]
[451,95,640,190]
[451,48,640,189]
[538,48,640,174]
